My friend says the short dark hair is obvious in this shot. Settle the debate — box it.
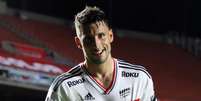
[74,6,111,36]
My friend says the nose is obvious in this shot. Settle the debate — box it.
[92,36,101,48]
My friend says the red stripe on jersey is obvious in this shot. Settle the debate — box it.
[82,59,117,94]
[105,59,116,93]
[134,98,140,101]
[90,59,116,94]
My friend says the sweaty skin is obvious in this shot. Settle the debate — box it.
[75,21,114,88]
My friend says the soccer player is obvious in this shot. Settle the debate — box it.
[45,6,157,101]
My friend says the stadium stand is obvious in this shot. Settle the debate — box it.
[0,15,71,101]
[0,14,201,101]
[113,36,201,100]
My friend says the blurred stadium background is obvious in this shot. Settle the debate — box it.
[0,0,201,101]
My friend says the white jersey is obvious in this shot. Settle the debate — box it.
[45,59,157,101]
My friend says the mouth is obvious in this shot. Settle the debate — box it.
[92,48,106,56]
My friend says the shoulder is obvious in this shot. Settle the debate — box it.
[117,59,152,79]
[50,64,84,91]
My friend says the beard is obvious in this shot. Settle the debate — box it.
[85,47,111,65]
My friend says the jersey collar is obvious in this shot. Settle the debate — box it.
[82,58,118,94]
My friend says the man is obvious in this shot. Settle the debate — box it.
[45,6,157,101]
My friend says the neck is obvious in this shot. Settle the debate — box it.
[85,56,114,78]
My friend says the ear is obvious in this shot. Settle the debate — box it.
[109,29,114,43]
[75,36,82,49]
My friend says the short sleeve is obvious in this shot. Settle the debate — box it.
[141,77,157,101]
[45,82,71,101]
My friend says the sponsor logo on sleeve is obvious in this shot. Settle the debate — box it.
[67,78,85,87]
[122,71,139,77]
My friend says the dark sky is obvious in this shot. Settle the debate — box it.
[6,0,201,37]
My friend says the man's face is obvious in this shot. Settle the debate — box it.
[75,21,113,64]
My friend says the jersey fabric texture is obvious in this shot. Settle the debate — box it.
[45,58,157,101]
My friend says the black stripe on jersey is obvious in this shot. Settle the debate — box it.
[117,59,124,62]
[118,61,146,70]
[52,66,81,86]
[53,70,83,91]
[68,65,82,74]
[52,67,83,91]
[151,96,157,101]
[118,64,151,79]
[54,65,81,83]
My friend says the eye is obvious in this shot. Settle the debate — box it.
[98,33,106,39]
[83,36,93,45]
